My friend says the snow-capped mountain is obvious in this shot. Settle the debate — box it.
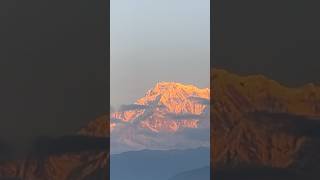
[111,82,210,153]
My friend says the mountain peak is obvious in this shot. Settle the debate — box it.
[154,81,199,89]
[138,82,209,113]
[151,81,208,92]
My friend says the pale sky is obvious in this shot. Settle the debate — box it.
[111,0,210,108]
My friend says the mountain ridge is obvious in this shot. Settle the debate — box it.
[212,69,320,179]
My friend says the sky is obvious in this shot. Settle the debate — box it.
[111,0,210,108]
[213,0,320,87]
[0,0,108,155]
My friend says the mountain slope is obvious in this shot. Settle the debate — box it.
[212,69,320,179]
[0,115,108,180]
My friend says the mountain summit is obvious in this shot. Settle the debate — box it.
[140,81,209,112]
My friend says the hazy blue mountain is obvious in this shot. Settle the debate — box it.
[168,166,210,180]
[110,147,209,180]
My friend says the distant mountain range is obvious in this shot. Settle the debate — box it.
[168,166,210,180]
[0,69,320,179]
[110,147,209,180]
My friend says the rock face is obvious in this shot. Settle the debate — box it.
[212,69,320,179]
